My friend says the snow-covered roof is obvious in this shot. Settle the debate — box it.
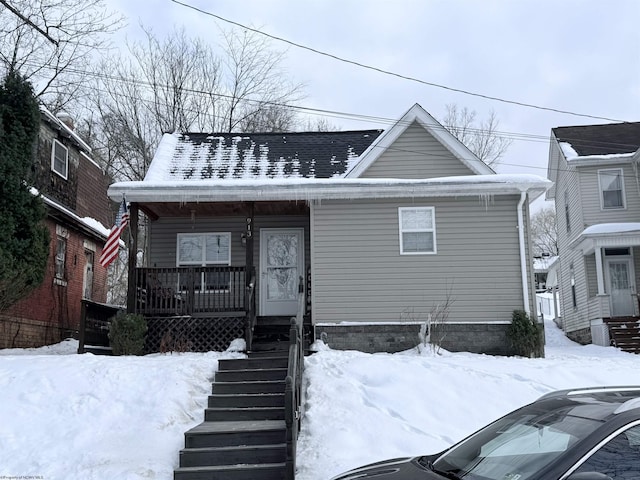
[533,256,558,272]
[145,130,383,182]
[109,174,551,203]
[570,222,640,253]
[37,190,110,240]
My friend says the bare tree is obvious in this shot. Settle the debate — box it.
[530,206,558,257]
[86,26,304,181]
[0,0,123,109]
[441,104,512,168]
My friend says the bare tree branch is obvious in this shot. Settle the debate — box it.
[0,0,58,45]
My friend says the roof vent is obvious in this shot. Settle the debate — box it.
[56,111,74,130]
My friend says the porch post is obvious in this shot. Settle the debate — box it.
[245,202,255,285]
[126,202,139,313]
[595,247,605,295]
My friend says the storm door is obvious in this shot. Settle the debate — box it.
[259,228,304,316]
[606,259,634,317]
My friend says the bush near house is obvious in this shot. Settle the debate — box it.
[507,309,544,358]
[109,312,147,355]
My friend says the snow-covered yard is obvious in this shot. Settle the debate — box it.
[1,321,640,480]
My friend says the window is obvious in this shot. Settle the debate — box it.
[55,236,66,280]
[572,424,640,479]
[398,207,436,254]
[599,168,625,209]
[564,190,571,233]
[51,139,68,179]
[177,233,231,290]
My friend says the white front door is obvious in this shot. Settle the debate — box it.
[607,259,634,317]
[259,228,304,316]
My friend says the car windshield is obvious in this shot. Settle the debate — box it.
[430,403,604,480]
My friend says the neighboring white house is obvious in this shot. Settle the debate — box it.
[109,103,550,355]
[546,120,640,346]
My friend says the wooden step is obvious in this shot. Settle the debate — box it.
[214,368,287,383]
[218,357,288,370]
[205,406,284,421]
[179,443,286,468]
[213,380,285,394]
[184,420,285,449]
[208,393,284,408]
[174,462,286,480]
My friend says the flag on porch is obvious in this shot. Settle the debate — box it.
[99,198,129,268]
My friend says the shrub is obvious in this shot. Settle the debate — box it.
[109,312,147,355]
[507,309,544,358]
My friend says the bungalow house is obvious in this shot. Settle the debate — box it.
[0,107,112,348]
[109,103,550,355]
[546,121,640,350]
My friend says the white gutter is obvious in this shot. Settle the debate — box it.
[517,192,530,316]
[108,176,552,203]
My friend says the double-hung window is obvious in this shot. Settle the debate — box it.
[598,168,625,209]
[51,139,68,179]
[398,207,436,254]
[55,236,66,280]
[177,233,231,291]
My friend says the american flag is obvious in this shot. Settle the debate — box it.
[99,198,129,268]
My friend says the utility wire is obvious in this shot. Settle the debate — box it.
[170,0,627,124]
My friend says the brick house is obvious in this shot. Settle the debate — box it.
[0,107,113,348]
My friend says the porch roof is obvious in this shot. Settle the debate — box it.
[570,222,640,254]
[108,174,551,203]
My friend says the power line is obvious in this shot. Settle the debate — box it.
[170,0,628,124]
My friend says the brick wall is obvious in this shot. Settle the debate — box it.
[0,220,109,349]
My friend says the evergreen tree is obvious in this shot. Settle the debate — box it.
[0,70,50,311]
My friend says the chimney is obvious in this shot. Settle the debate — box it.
[56,111,74,130]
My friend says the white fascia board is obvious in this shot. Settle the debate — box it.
[108,175,552,203]
[565,151,638,167]
[345,103,494,178]
[569,224,640,254]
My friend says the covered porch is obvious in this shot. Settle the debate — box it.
[123,200,309,352]
[571,223,640,352]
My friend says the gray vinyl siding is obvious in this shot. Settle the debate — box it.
[578,163,640,226]
[311,195,531,326]
[552,140,590,334]
[360,121,476,179]
[147,214,310,308]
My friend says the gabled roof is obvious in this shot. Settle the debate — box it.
[345,103,495,177]
[552,122,640,157]
[145,130,383,182]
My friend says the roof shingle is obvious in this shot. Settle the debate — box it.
[160,130,383,181]
[553,122,640,156]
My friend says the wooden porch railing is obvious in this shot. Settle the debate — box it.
[133,266,247,316]
[285,276,305,480]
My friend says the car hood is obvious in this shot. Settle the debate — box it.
[330,457,443,480]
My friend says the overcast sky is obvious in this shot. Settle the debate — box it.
[105,0,640,194]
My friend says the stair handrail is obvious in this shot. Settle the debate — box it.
[285,276,305,480]
[244,267,257,351]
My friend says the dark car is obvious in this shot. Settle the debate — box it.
[331,386,640,480]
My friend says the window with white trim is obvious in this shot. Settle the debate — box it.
[598,168,625,209]
[398,207,436,254]
[51,139,68,179]
[177,233,231,290]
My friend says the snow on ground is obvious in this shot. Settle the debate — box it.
[1,321,640,479]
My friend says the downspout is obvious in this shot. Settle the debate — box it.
[517,192,531,316]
